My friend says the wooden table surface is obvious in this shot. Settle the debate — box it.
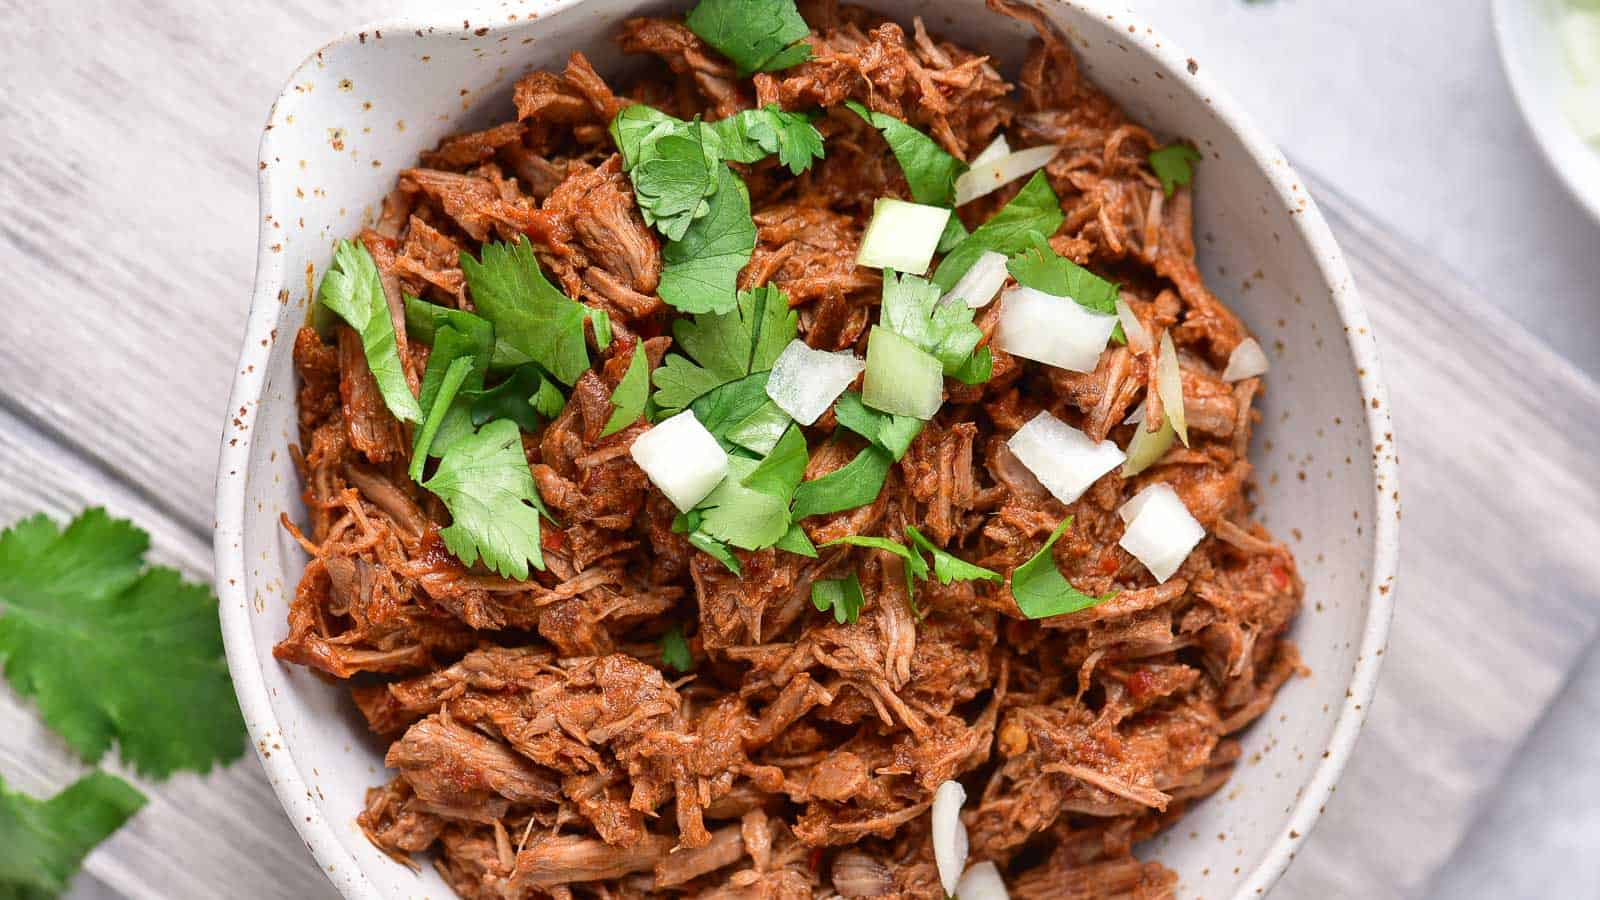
[4,2,1598,898]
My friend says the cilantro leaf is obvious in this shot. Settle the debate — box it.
[422,419,549,579]
[1149,142,1202,196]
[811,572,866,624]
[790,444,893,520]
[460,236,591,386]
[658,165,758,315]
[905,525,1002,585]
[611,105,680,169]
[709,106,826,175]
[821,535,930,583]
[1007,232,1119,315]
[318,240,422,422]
[631,123,722,241]
[659,624,695,672]
[845,101,967,206]
[775,522,818,557]
[688,531,742,575]
[685,0,813,76]
[932,171,1065,291]
[0,771,145,898]
[880,269,983,373]
[741,425,808,497]
[409,356,475,481]
[411,316,495,475]
[833,391,923,461]
[405,295,527,372]
[949,345,994,385]
[1010,517,1115,618]
[470,364,565,434]
[690,373,792,454]
[601,342,652,437]
[697,455,792,550]
[654,284,798,414]
[0,509,245,777]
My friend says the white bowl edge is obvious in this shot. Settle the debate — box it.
[215,3,1399,898]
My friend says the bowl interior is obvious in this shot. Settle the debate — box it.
[1496,0,1600,226]
[226,2,1390,897]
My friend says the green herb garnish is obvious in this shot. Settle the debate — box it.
[696,427,807,550]
[653,284,797,415]
[709,106,827,174]
[317,240,422,422]
[879,269,984,374]
[845,102,966,206]
[0,509,246,777]
[905,525,1002,585]
[469,364,565,434]
[832,391,923,461]
[658,165,758,314]
[690,373,792,454]
[1010,517,1116,618]
[460,236,591,386]
[410,315,495,476]
[811,572,866,624]
[685,0,813,75]
[1149,142,1202,196]
[932,171,1066,291]
[0,771,146,898]
[1006,231,1124,343]
[600,343,652,438]
[659,624,695,672]
[422,419,551,580]
[790,444,894,520]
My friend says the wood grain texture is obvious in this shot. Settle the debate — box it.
[0,2,1597,899]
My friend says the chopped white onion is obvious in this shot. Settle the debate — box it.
[931,781,969,896]
[954,144,1061,206]
[1156,331,1189,446]
[863,326,945,419]
[629,410,729,512]
[1121,408,1175,478]
[1221,337,1270,382]
[942,250,1010,309]
[1118,483,1205,583]
[765,339,864,425]
[1115,297,1153,355]
[995,285,1119,373]
[971,132,1011,166]
[1008,411,1125,505]
[856,197,952,275]
[956,861,1010,900]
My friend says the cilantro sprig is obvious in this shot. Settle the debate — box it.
[653,284,797,419]
[0,771,145,898]
[317,240,422,423]
[601,342,652,438]
[932,171,1066,291]
[1010,518,1116,618]
[811,572,866,624]
[460,236,592,386]
[1006,232,1125,343]
[879,270,984,375]
[422,419,551,580]
[685,0,813,76]
[0,509,246,778]
[659,624,695,672]
[845,102,966,207]
[1149,142,1202,196]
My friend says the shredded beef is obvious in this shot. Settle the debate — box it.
[278,6,1306,898]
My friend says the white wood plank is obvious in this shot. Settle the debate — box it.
[1274,176,1600,899]
[0,408,333,900]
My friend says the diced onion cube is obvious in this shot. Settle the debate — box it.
[971,132,1011,166]
[1007,411,1125,505]
[931,781,969,897]
[629,411,728,512]
[1116,297,1153,354]
[1118,483,1205,583]
[995,285,1119,373]
[856,198,952,275]
[863,326,944,419]
[1221,337,1270,381]
[956,861,1010,900]
[1156,330,1189,446]
[765,339,865,425]
[954,144,1061,206]
[1122,409,1175,477]
[941,250,1010,308]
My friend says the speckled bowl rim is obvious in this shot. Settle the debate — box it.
[215,2,1398,897]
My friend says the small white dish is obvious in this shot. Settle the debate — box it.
[1494,0,1600,225]
[215,2,1399,898]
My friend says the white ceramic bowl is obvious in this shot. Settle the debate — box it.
[216,2,1398,897]
[1494,0,1600,226]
